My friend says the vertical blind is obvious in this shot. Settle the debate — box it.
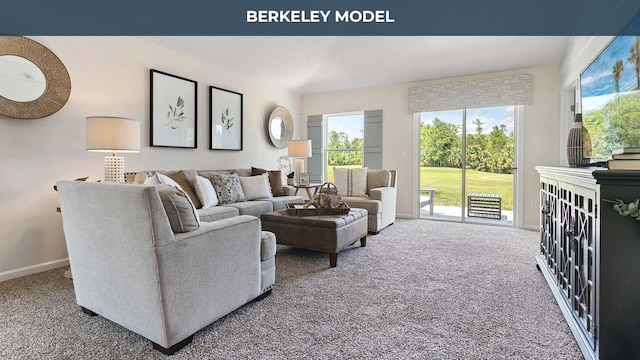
[363,110,383,169]
[306,115,324,183]
[408,74,532,113]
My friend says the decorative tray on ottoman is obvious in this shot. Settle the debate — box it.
[285,203,350,216]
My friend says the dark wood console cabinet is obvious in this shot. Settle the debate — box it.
[536,166,640,360]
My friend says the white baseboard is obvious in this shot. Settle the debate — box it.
[522,224,539,231]
[0,258,69,283]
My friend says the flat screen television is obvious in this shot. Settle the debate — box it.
[580,12,640,162]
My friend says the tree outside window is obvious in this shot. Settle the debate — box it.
[326,114,364,182]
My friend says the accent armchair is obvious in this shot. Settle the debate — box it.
[337,169,397,234]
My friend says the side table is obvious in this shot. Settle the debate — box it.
[293,183,323,199]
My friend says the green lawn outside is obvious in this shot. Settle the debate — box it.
[327,166,513,210]
[421,167,513,210]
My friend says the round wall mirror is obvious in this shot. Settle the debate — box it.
[270,116,285,140]
[268,106,294,148]
[0,55,47,102]
[0,36,71,119]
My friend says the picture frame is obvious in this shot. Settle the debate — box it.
[210,86,243,151]
[299,173,310,186]
[150,69,197,148]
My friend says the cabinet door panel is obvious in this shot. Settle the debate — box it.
[570,184,597,345]
[539,177,558,273]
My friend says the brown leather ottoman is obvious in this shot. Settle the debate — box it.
[260,208,368,267]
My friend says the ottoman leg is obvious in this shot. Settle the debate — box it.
[360,236,367,247]
[329,253,338,268]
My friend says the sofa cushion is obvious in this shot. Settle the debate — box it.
[252,167,285,196]
[197,170,231,176]
[223,200,273,217]
[230,168,252,177]
[367,169,391,194]
[267,195,305,211]
[162,170,203,209]
[194,175,219,208]
[156,185,200,233]
[197,206,239,222]
[208,173,246,205]
[334,167,368,196]
[239,174,273,200]
[341,196,382,215]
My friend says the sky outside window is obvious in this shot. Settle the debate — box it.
[420,106,514,135]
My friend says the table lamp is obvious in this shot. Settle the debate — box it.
[288,139,312,185]
[86,116,140,182]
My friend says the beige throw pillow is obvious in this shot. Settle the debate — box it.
[164,170,203,209]
[239,174,273,200]
[156,185,200,233]
[333,167,368,196]
[193,175,219,208]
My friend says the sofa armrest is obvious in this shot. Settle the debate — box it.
[154,215,262,346]
[281,185,296,196]
[370,186,397,230]
[172,215,259,243]
[369,186,396,203]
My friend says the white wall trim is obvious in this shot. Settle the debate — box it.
[515,105,525,229]
[396,213,413,219]
[0,258,69,283]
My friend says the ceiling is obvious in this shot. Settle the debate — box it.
[141,36,569,96]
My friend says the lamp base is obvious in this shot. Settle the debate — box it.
[104,156,125,182]
[294,158,305,185]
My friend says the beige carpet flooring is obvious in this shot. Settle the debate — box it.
[0,219,582,359]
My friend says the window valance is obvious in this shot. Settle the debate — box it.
[408,74,532,113]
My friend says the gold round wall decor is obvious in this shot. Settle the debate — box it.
[0,36,71,119]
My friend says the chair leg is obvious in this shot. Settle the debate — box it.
[152,335,194,355]
[80,307,97,316]
[257,289,272,301]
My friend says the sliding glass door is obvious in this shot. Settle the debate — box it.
[419,106,516,226]
[419,110,464,221]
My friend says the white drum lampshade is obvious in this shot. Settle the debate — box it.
[288,139,312,185]
[86,116,140,182]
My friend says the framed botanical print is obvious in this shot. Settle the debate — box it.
[150,69,197,148]
[209,86,243,151]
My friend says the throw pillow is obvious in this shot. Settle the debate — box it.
[133,171,147,184]
[193,175,219,208]
[367,169,392,194]
[333,167,368,197]
[240,173,273,200]
[143,173,162,185]
[156,185,200,233]
[164,170,203,209]
[207,172,246,205]
[251,167,285,196]
[157,173,182,188]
